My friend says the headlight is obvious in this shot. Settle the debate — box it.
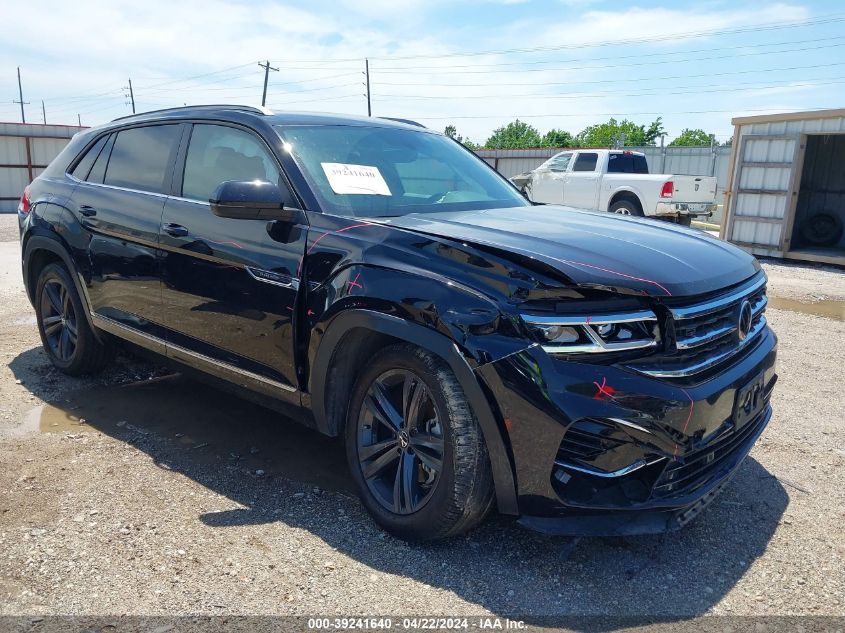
[521,310,660,354]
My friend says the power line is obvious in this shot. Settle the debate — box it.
[373,40,845,76]
[376,76,845,101]
[372,35,845,71]
[374,60,845,88]
[255,12,845,64]
[369,13,845,61]
[411,106,843,120]
[138,61,258,90]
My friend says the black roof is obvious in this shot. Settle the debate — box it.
[108,105,427,131]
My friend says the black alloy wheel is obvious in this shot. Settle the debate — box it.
[356,369,445,515]
[345,343,494,541]
[40,277,78,362]
[35,263,112,375]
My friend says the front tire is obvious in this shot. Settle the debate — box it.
[35,263,111,375]
[345,344,494,541]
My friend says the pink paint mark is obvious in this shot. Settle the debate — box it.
[204,237,245,249]
[592,376,617,400]
[297,222,376,276]
[347,272,363,293]
[547,255,672,297]
[307,309,315,316]
[673,388,695,458]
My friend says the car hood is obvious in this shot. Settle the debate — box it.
[380,205,760,298]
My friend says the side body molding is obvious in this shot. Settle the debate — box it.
[311,308,518,515]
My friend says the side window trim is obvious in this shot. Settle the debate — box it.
[87,133,116,184]
[102,123,183,194]
[173,121,297,207]
[67,134,108,181]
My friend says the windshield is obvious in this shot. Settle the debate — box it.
[275,124,530,217]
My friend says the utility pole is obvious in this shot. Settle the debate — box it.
[258,60,278,107]
[41,100,46,124]
[123,78,136,114]
[13,67,29,123]
[77,114,82,127]
[364,58,371,117]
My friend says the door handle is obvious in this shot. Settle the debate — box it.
[78,205,97,217]
[163,223,189,237]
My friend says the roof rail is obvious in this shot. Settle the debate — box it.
[378,117,426,128]
[111,104,272,123]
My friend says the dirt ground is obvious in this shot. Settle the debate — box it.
[0,213,843,623]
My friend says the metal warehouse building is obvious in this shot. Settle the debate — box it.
[0,122,84,212]
[722,108,845,266]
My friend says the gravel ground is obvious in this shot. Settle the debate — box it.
[0,213,843,622]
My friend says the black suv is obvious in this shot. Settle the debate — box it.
[18,105,777,540]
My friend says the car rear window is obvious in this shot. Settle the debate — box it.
[103,125,181,193]
[608,152,649,174]
[70,135,108,181]
[572,152,598,172]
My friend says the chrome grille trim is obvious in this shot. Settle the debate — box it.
[627,274,769,379]
[668,274,766,321]
[631,316,767,379]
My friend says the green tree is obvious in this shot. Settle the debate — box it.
[669,128,715,147]
[444,124,478,150]
[541,128,578,148]
[484,119,542,149]
[576,117,665,147]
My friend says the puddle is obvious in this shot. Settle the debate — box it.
[20,374,351,493]
[768,296,845,321]
[25,404,90,433]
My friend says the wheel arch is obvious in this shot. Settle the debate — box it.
[311,308,519,515]
[23,235,103,344]
[608,189,644,214]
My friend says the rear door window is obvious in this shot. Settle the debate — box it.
[103,125,181,193]
[181,124,281,201]
[572,152,598,172]
[607,152,649,174]
[70,135,108,181]
[87,134,115,184]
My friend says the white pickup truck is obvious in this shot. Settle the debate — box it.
[515,149,717,226]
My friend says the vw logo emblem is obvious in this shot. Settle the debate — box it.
[737,300,753,341]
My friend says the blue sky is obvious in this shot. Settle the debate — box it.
[1,0,843,143]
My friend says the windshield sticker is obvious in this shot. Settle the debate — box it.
[321,163,391,196]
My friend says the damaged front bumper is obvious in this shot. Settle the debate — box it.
[475,326,777,536]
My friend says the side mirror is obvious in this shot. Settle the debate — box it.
[209,180,304,223]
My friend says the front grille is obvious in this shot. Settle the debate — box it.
[652,405,769,498]
[627,273,768,379]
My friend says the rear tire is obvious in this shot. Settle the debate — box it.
[676,215,693,227]
[345,343,494,541]
[609,199,643,217]
[35,263,112,376]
